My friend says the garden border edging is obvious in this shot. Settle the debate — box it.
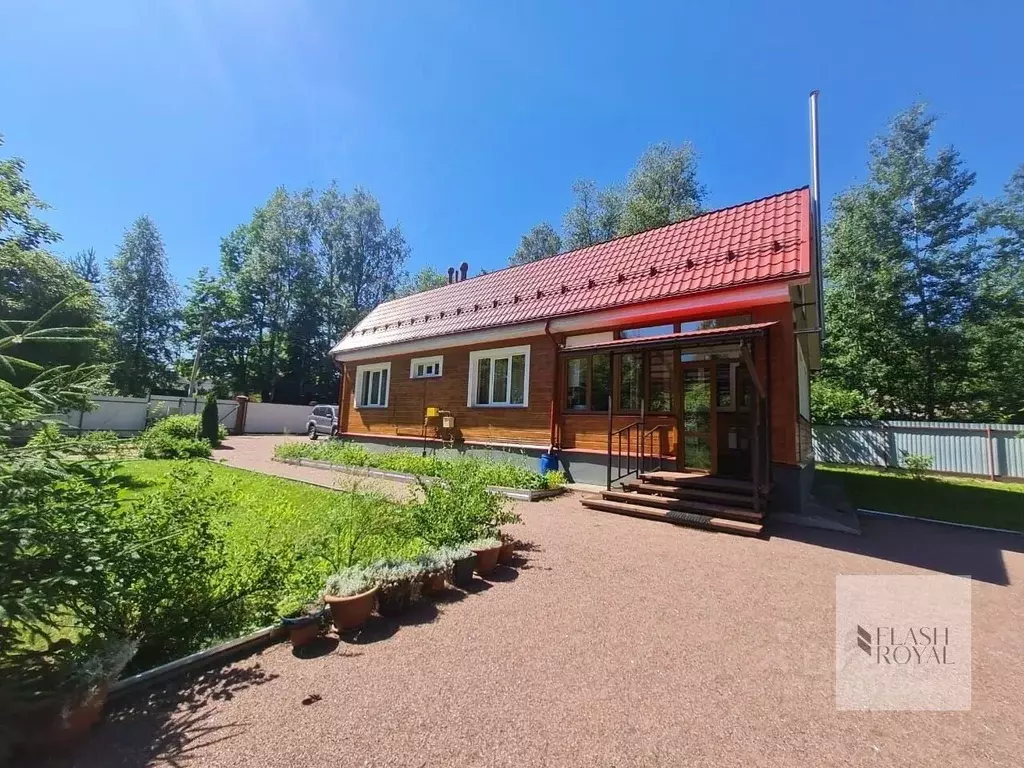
[108,625,285,702]
[274,457,565,501]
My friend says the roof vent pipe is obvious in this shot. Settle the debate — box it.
[809,90,825,341]
[459,261,469,281]
[447,266,456,284]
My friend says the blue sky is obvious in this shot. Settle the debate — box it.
[2,0,1021,285]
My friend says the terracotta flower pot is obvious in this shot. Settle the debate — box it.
[423,570,447,595]
[498,540,515,565]
[49,683,108,749]
[451,554,476,587]
[324,586,378,631]
[471,545,501,575]
[376,581,420,616]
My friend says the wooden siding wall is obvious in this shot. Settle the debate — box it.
[338,300,801,466]
[341,335,555,447]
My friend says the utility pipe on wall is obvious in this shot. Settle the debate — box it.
[809,90,825,341]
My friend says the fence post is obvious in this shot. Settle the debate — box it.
[986,426,996,481]
[234,395,249,436]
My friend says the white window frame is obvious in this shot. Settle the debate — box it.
[467,345,531,408]
[409,355,444,379]
[354,362,391,409]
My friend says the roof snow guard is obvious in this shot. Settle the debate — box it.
[331,187,810,358]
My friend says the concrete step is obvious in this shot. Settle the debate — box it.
[601,490,764,523]
[580,497,764,537]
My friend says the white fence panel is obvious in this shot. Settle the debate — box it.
[59,395,241,435]
[813,420,1024,480]
[243,402,312,435]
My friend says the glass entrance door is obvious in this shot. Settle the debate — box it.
[681,364,714,472]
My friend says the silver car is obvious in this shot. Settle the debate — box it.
[306,405,339,439]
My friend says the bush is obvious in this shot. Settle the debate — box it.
[139,413,226,458]
[411,459,504,547]
[902,453,934,481]
[201,394,222,446]
[811,379,884,423]
[275,441,551,489]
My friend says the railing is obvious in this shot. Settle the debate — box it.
[607,397,657,489]
[641,424,667,475]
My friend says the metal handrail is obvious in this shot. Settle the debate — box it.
[606,397,647,489]
[641,424,667,474]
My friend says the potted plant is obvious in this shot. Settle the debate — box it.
[43,637,137,749]
[415,549,452,595]
[368,560,424,616]
[498,533,516,565]
[467,536,503,576]
[436,544,476,587]
[277,595,326,648]
[323,567,377,631]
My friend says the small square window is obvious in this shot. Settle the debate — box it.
[410,356,443,379]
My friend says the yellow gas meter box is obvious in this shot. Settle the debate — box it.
[425,406,439,418]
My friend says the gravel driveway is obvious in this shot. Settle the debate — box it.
[59,437,1024,767]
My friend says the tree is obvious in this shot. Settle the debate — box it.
[509,222,561,266]
[201,392,220,444]
[398,265,448,297]
[0,137,107,383]
[106,215,179,396]
[967,165,1024,421]
[821,104,981,419]
[68,247,101,285]
[618,141,705,236]
[0,134,58,250]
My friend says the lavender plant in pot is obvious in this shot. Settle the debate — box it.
[436,544,476,587]
[415,549,452,595]
[323,567,377,631]
[467,536,503,576]
[277,595,326,648]
[368,560,424,616]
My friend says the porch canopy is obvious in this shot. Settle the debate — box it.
[561,321,777,354]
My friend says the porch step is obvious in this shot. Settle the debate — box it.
[621,481,758,508]
[601,490,763,523]
[581,497,763,537]
[639,471,769,495]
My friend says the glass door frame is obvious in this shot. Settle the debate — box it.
[679,360,718,474]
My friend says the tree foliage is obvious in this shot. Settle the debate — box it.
[514,141,704,262]
[510,222,562,266]
[820,105,1023,422]
[398,265,449,297]
[106,215,179,396]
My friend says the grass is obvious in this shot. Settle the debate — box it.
[116,459,424,621]
[274,439,566,490]
[818,464,1024,532]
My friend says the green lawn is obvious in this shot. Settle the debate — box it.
[116,459,423,621]
[817,464,1024,532]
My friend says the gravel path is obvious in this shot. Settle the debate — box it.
[212,435,415,502]
[60,479,1024,768]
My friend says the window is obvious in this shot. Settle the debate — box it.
[617,353,642,411]
[468,345,530,407]
[564,354,610,412]
[410,356,443,379]
[678,314,751,334]
[620,323,675,339]
[354,362,390,408]
[648,350,673,412]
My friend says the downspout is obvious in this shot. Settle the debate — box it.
[544,319,560,451]
[806,89,825,340]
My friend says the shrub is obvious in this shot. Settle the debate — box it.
[201,394,222,446]
[902,453,934,481]
[139,430,212,459]
[541,469,567,489]
[411,460,502,547]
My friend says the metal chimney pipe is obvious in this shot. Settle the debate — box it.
[447,266,455,284]
[459,261,469,281]
[809,90,825,340]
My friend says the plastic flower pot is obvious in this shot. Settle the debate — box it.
[324,586,378,631]
[451,553,476,587]
[280,610,324,648]
[498,540,515,565]
[470,544,501,575]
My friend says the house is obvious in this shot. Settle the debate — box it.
[330,186,822,534]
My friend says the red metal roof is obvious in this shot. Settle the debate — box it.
[562,321,778,353]
[332,187,810,355]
